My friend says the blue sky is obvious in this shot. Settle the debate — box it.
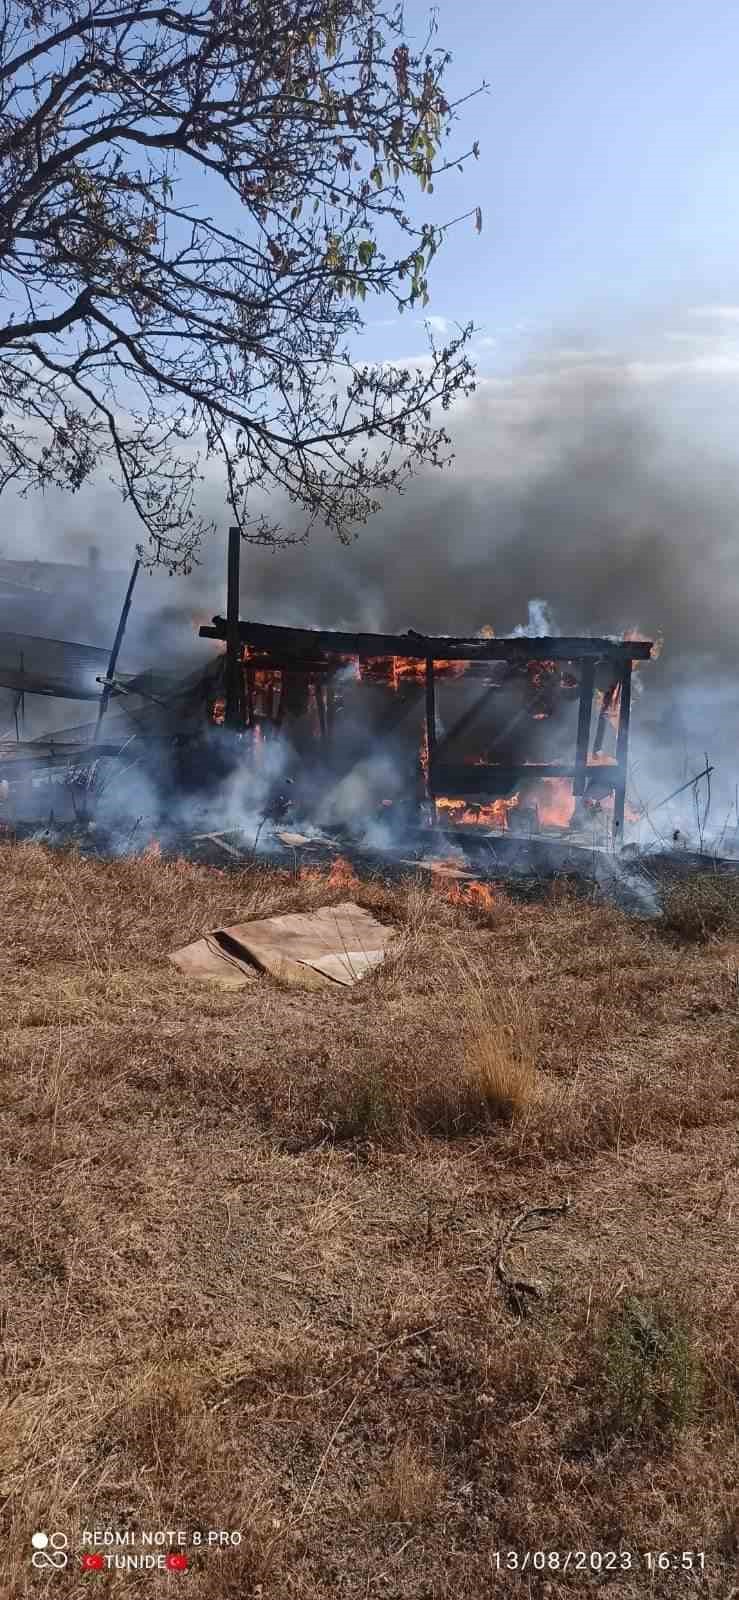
[360,0,739,403]
[12,0,739,605]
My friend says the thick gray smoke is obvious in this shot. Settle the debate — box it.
[3,349,739,841]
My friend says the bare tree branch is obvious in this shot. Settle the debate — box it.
[0,0,485,569]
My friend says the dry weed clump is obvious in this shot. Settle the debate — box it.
[600,1292,704,1438]
[369,1441,443,1522]
[659,868,739,942]
[323,976,541,1143]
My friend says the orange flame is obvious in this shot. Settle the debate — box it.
[535,778,575,828]
[358,655,467,686]
[326,855,361,890]
[445,879,497,911]
[436,795,519,828]
[296,857,361,889]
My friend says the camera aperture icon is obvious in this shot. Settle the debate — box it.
[31,1531,69,1570]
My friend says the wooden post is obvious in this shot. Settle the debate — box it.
[612,660,632,844]
[224,526,244,729]
[425,655,437,824]
[572,659,595,797]
[94,558,140,742]
[315,677,327,741]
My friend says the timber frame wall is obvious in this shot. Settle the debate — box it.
[200,530,653,840]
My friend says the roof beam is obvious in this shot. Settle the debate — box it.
[200,619,653,664]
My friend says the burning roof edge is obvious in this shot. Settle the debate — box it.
[200,618,653,663]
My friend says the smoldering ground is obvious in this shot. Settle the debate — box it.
[3,346,739,837]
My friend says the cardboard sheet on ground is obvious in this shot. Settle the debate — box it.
[169,901,396,990]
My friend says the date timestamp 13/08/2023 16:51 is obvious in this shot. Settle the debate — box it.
[491,1551,706,1574]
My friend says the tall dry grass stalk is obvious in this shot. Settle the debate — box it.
[370,1442,443,1522]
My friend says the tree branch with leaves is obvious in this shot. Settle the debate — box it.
[0,0,484,569]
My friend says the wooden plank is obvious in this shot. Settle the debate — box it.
[200,619,653,664]
[612,661,632,841]
[572,659,595,796]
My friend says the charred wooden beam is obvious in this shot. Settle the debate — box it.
[572,659,596,797]
[93,558,140,742]
[242,657,343,674]
[245,662,255,729]
[425,656,437,823]
[224,528,245,729]
[612,661,632,841]
[201,618,653,664]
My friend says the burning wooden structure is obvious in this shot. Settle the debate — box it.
[199,531,653,842]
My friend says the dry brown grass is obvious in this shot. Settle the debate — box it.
[1,837,738,1597]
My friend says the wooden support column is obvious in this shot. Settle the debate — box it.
[224,526,244,729]
[572,659,595,797]
[425,655,437,824]
[315,677,327,741]
[612,660,633,844]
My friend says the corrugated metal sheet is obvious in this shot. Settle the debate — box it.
[0,631,112,699]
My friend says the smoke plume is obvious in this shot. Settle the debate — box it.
[3,342,739,838]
